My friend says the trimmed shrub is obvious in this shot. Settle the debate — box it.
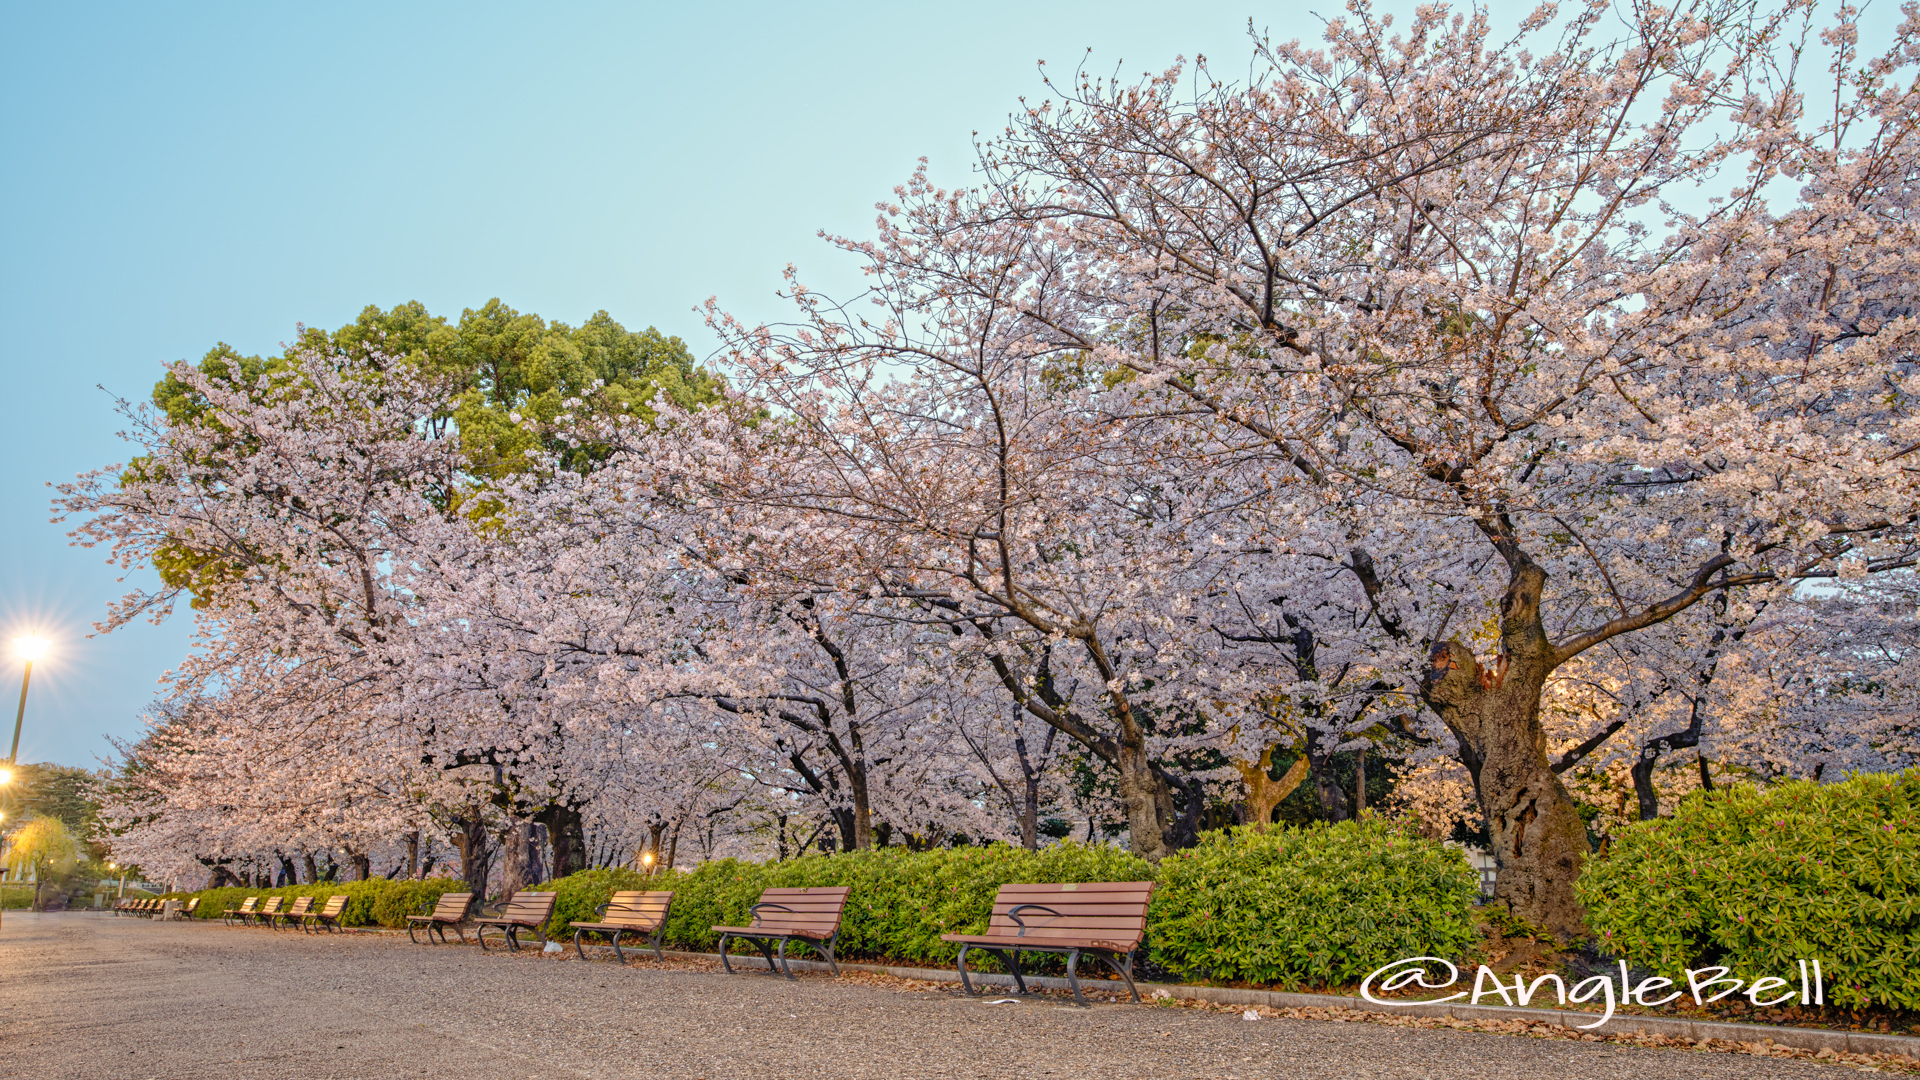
[1578,770,1920,1011]
[545,866,656,939]
[1147,820,1480,990]
[165,877,469,928]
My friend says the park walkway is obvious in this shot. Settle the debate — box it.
[0,912,1839,1080]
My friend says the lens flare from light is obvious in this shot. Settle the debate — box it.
[13,635,48,662]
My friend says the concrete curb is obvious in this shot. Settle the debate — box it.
[578,947,1918,1059]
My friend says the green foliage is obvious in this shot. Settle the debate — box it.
[0,764,105,845]
[1578,771,1920,1011]
[546,865,655,936]
[165,878,470,928]
[1147,820,1480,990]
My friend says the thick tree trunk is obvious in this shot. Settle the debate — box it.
[499,819,547,895]
[1422,560,1590,940]
[1304,727,1352,821]
[1234,745,1310,826]
[405,831,419,880]
[847,762,874,851]
[1116,741,1176,861]
[301,851,320,885]
[348,851,371,882]
[452,809,494,898]
[535,803,588,878]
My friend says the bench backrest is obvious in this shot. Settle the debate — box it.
[183,898,201,914]
[748,886,851,937]
[317,895,347,917]
[259,896,284,915]
[238,897,258,913]
[286,896,314,916]
[980,881,1155,951]
[428,891,473,921]
[496,890,557,924]
[600,890,673,929]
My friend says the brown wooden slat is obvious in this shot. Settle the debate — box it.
[991,882,1155,893]
[989,903,1150,916]
[986,918,1151,932]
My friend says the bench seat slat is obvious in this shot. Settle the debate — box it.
[943,932,1141,951]
[711,923,833,940]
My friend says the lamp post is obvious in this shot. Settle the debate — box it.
[8,635,47,765]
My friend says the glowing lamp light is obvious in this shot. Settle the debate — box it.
[0,767,11,786]
[13,636,47,662]
[641,851,656,867]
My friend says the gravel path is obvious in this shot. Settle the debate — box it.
[0,912,1840,1080]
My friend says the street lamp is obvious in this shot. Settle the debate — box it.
[8,635,47,765]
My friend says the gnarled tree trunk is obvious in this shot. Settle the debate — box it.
[1234,744,1310,826]
[1422,560,1590,939]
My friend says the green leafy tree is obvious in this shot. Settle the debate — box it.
[144,299,722,607]
[7,816,81,911]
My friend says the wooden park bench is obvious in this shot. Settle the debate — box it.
[275,896,314,929]
[296,895,348,934]
[475,891,558,952]
[222,897,258,925]
[940,881,1155,1006]
[406,891,474,944]
[252,896,285,927]
[568,890,673,962]
[712,886,850,978]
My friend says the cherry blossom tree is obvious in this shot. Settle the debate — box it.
[707,0,1920,933]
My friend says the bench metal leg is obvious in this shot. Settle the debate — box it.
[754,936,782,977]
[610,929,627,964]
[1092,949,1141,1003]
[957,945,1026,995]
[776,937,796,979]
[817,934,838,976]
[718,933,735,974]
[647,926,665,961]
[1065,949,1088,1007]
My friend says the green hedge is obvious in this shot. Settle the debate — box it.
[1148,820,1480,989]
[163,878,470,929]
[1578,770,1920,1011]
[545,825,1477,988]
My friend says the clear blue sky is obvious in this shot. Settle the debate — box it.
[0,0,1314,769]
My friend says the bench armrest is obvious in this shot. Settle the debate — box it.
[747,902,793,928]
[1006,903,1062,937]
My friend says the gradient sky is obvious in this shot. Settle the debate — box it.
[0,1,1321,769]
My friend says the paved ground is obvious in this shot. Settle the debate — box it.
[0,912,1843,1080]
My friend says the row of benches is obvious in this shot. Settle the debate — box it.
[400,880,1156,1006]
[218,894,349,933]
[113,897,200,918]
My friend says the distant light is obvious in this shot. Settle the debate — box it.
[13,636,47,662]
[0,767,11,786]
[641,851,656,866]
